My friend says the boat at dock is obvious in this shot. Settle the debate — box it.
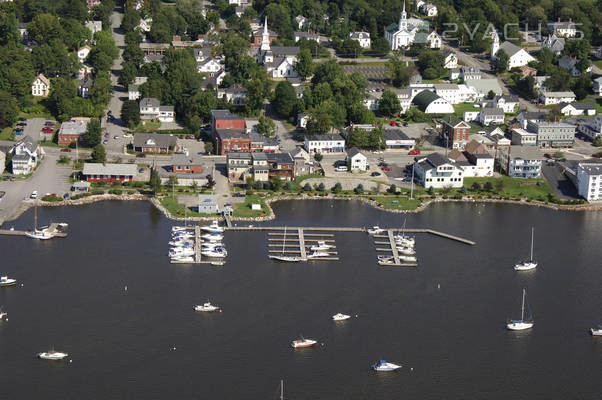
[398,255,417,263]
[310,241,334,251]
[171,256,195,263]
[25,207,60,240]
[0,276,16,287]
[396,246,415,255]
[507,289,534,331]
[368,226,385,235]
[37,349,68,360]
[201,233,223,241]
[307,250,329,259]
[291,336,317,348]
[515,227,537,271]
[269,227,302,262]
[194,302,220,312]
[25,229,53,240]
[202,221,224,234]
[591,325,602,336]
[377,255,395,265]
[372,360,401,372]
[332,313,351,321]
[0,309,6,319]
[169,240,194,247]
[201,248,227,258]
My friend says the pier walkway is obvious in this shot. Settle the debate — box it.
[0,222,68,238]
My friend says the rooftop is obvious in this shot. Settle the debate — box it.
[82,163,138,176]
[59,120,87,136]
[579,163,602,176]
[509,145,543,160]
[133,133,177,148]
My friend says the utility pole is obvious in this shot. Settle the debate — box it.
[410,163,415,199]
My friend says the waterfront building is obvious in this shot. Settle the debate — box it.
[346,147,368,172]
[304,134,345,155]
[413,153,464,189]
[133,133,178,154]
[448,140,494,177]
[577,163,602,201]
[11,135,42,175]
[197,195,219,214]
[290,147,318,176]
[383,129,415,150]
[171,154,204,174]
[82,163,137,183]
[497,145,543,178]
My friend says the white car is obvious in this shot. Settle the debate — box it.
[335,165,348,172]
[30,191,38,199]
[123,134,133,138]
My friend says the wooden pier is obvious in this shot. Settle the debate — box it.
[267,228,339,262]
[0,222,68,238]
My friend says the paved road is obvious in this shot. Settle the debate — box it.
[0,154,73,226]
[102,9,128,156]
[541,164,580,200]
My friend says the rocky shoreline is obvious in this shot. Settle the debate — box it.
[3,192,601,226]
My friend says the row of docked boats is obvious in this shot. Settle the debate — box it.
[169,226,196,263]
[200,221,226,263]
[268,226,336,262]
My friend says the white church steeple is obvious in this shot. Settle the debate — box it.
[399,0,407,31]
[260,16,271,51]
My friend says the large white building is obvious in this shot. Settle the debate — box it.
[304,134,345,155]
[413,153,464,189]
[577,114,602,140]
[577,163,602,201]
[540,91,576,106]
[384,1,426,50]
[11,135,42,175]
[498,145,543,178]
[346,147,368,172]
[412,90,454,114]
[349,31,371,49]
[491,31,535,68]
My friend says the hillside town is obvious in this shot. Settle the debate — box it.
[0,0,601,222]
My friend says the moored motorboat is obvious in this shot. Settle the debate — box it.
[0,309,6,319]
[396,246,415,255]
[194,302,220,312]
[332,313,351,321]
[377,255,395,265]
[398,255,417,263]
[201,248,227,258]
[368,226,385,235]
[291,337,317,348]
[202,221,224,234]
[307,250,329,259]
[591,325,602,336]
[372,360,401,371]
[201,233,223,241]
[37,350,68,360]
[310,241,334,251]
[0,276,17,287]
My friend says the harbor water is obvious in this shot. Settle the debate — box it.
[1,200,602,399]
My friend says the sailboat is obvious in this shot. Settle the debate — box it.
[269,227,301,262]
[515,227,537,271]
[507,289,534,331]
[395,218,415,247]
[25,207,52,240]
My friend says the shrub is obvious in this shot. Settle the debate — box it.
[303,183,312,191]
[263,181,273,190]
[354,184,364,194]
[317,183,325,191]
[332,182,342,193]
[471,182,481,191]
[41,195,63,202]
[71,192,93,200]
[109,189,122,195]
[254,181,263,190]
[92,189,105,195]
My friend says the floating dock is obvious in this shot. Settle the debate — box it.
[0,222,68,238]
[267,228,339,262]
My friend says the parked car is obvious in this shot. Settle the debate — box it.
[42,127,54,133]
[60,148,72,152]
[102,140,108,144]
[381,166,392,171]
[30,191,38,199]
[335,165,348,172]
[390,121,397,126]
[14,128,24,134]
[44,121,55,126]
[16,122,26,127]
[63,193,70,199]
[403,122,408,126]
[136,153,146,158]
[593,153,602,159]
[408,149,421,155]
[543,153,551,159]
[113,135,119,139]
[370,171,381,177]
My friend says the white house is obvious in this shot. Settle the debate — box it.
[498,145,543,178]
[443,51,458,69]
[542,34,565,55]
[138,17,152,32]
[594,77,602,96]
[346,147,368,172]
[493,95,519,113]
[558,102,596,116]
[297,112,308,129]
[349,31,371,49]
[158,106,174,122]
[413,153,464,189]
[463,111,479,122]
[540,91,576,106]
[577,163,602,201]
[384,1,426,50]
[558,55,591,77]
[295,15,308,30]
[419,2,438,16]
[128,84,141,100]
[198,58,223,74]
[269,58,299,79]
[304,134,345,154]
[31,73,50,97]
[140,97,175,122]
[478,108,505,126]
[217,86,247,106]
[85,20,102,35]
[77,45,91,64]
[577,114,602,140]
[510,128,538,146]
[491,32,535,68]
[293,32,319,43]
[548,19,578,38]
[426,30,441,49]
[11,135,42,175]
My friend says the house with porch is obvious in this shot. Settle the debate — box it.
[11,135,42,175]
[413,152,464,189]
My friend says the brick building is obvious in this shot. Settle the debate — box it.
[82,163,137,183]
[57,120,88,146]
[171,154,204,174]
[216,130,251,155]
[441,117,471,149]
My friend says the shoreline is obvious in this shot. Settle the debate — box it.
[2,192,602,226]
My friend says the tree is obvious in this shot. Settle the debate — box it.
[205,142,214,155]
[273,81,297,118]
[118,62,138,87]
[150,167,161,193]
[257,115,276,137]
[90,144,106,163]
[371,37,390,55]
[483,181,494,191]
[335,38,362,58]
[314,153,323,162]
[417,49,444,79]
[121,100,140,129]
[494,49,509,74]
[332,182,342,193]
[494,179,505,192]
[84,119,102,147]
[317,182,325,191]
[284,182,293,190]
[486,90,496,100]
[295,48,314,78]
[388,184,397,194]
[303,183,312,191]
[306,106,334,134]
[378,90,401,116]
[387,55,415,88]
[354,184,364,194]
[272,176,283,191]
[0,91,19,128]
[471,182,481,191]
[28,14,63,44]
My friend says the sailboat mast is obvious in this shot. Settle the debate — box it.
[34,206,37,231]
[280,379,284,400]
[530,227,534,261]
[282,227,286,255]
[521,289,526,321]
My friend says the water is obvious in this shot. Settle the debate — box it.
[1,200,602,399]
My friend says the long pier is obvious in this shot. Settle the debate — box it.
[0,222,68,238]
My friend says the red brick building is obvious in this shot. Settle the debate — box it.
[216,130,251,155]
[441,117,471,149]
[211,110,246,133]
[57,120,88,146]
[171,154,204,174]
[267,153,294,181]
[251,29,277,48]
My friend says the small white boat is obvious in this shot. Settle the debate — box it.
[171,226,191,232]
[507,289,534,331]
[396,246,415,255]
[202,221,224,234]
[307,250,329,259]
[591,325,602,336]
[291,337,317,348]
[202,233,223,241]
[368,226,385,235]
[194,302,220,312]
[515,227,537,271]
[171,256,195,263]
[170,248,194,256]
[372,360,402,371]
[0,276,16,287]
[0,309,6,319]
[25,229,53,240]
[332,313,351,321]
[211,261,225,266]
[310,241,334,251]
[269,255,302,262]
[201,249,227,258]
[38,350,69,360]
[168,240,193,247]
[395,235,415,246]
[398,255,417,263]
[377,255,395,265]
[202,243,224,249]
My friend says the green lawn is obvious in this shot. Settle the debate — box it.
[580,96,602,113]
[135,121,162,132]
[232,194,270,218]
[454,103,480,117]
[370,196,422,210]
[160,197,213,218]
[0,127,13,141]
[463,176,554,200]
[593,60,602,69]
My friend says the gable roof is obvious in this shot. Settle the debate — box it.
[140,97,160,107]
[441,116,469,128]
[133,133,177,148]
[499,41,524,58]
[34,73,50,86]
[83,163,138,176]
[347,147,365,158]
[464,140,488,155]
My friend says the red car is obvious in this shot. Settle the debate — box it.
[60,148,72,152]
[42,127,54,133]
[408,149,421,155]
[593,153,601,159]
[381,166,392,171]
[390,121,397,126]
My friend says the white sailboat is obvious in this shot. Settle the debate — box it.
[507,289,534,331]
[372,360,402,371]
[269,227,301,262]
[25,207,52,240]
[395,218,415,247]
[515,227,537,271]
[37,349,69,360]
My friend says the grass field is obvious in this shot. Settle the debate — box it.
[454,103,480,117]
[0,127,13,141]
[232,194,270,218]
[463,176,554,200]
[160,197,210,218]
[370,196,422,210]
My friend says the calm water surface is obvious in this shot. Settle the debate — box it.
[1,200,602,399]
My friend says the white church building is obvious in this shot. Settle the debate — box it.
[490,31,535,69]
[384,1,427,50]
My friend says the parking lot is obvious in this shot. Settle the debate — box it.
[15,118,57,142]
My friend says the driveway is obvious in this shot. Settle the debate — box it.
[541,164,580,200]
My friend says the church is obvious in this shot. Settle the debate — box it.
[384,1,427,50]
[256,17,300,79]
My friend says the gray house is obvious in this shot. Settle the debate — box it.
[197,194,219,214]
